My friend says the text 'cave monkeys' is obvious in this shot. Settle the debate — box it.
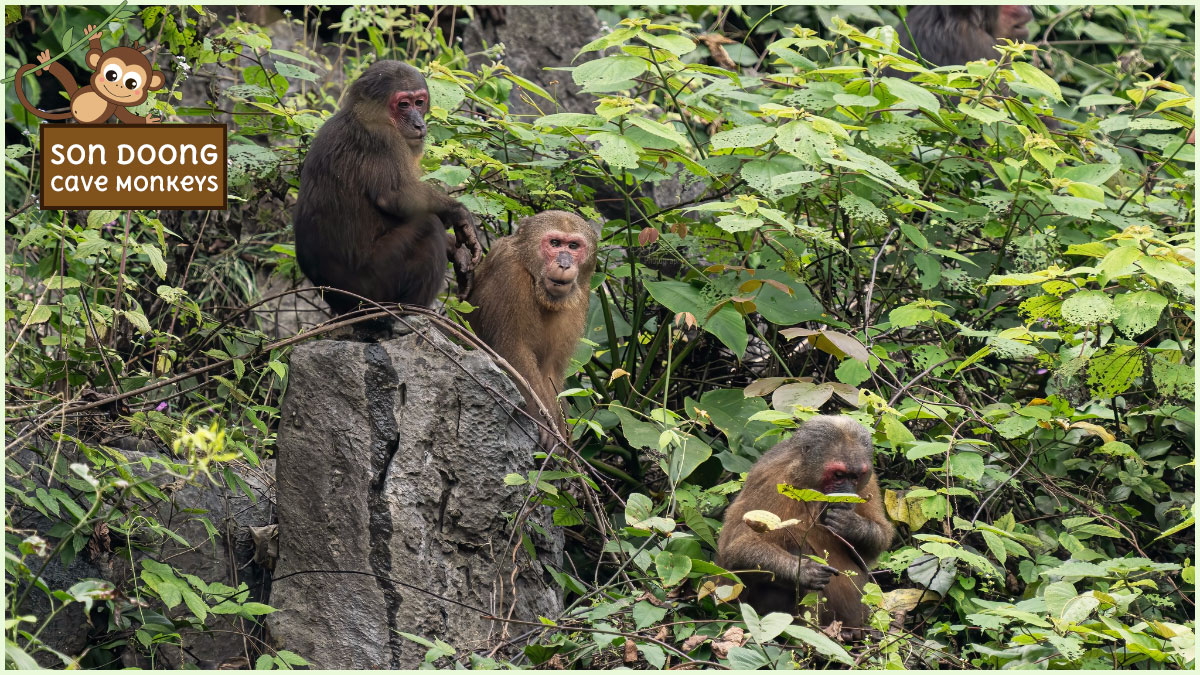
[717,416,895,634]
[467,211,598,440]
[294,61,482,315]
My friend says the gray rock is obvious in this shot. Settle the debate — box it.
[6,444,275,668]
[463,6,603,117]
[269,318,562,668]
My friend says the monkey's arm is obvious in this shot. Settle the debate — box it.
[115,106,156,124]
[721,528,838,590]
[821,479,895,561]
[38,61,80,96]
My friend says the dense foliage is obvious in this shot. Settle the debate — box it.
[6,4,1195,670]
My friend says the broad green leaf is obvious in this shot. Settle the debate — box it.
[590,132,642,169]
[1138,256,1195,295]
[1086,346,1144,399]
[711,124,776,150]
[1012,62,1064,102]
[882,76,940,113]
[626,117,690,148]
[572,55,647,87]
[907,441,950,461]
[632,600,668,629]
[644,280,748,358]
[1061,290,1117,325]
[781,625,854,665]
[948,451,984,482]
[655,550,692,587]
[624,492,675,533]
[1113,291,1167,337]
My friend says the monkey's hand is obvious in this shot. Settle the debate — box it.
[450,207,483,269]
[453,244,475,299]
[795,558,839,591]
[84,25,102,39]
[821,505,874,549]
[35,50,52,71]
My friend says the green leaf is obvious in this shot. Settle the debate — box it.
[644,280,748,358]
[1061,290,1117,325]
[948,451,984,482]
[639,32,696,56]
[711,124,776,149]
[1012,62,1064,102]
[782,625,854,665]
[1086,346,1144,399]
[625,117,690,149]
[274,62,319,82]
[572,55,647,87]
[882,77,940,113]
[625,492,675,533]
[1138,256,1195,295]
[577,26,642,54]
[632,600,668,629]
[1113,291,1167,337]
[725,646,770,669]
[906,441,950,461]
[590,132,642,169]
[753,612,793,643]
[667,433,712,484]
[655,550,692,587]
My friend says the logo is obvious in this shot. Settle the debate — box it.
[10,22,227,210]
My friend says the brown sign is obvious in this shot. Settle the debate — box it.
[39,124,227,210]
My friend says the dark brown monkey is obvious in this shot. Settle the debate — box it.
[294,60,482,315]
[896,6,1034,68]
[466,211,597,437]
[14,25,166,123]
[716,415,895,632]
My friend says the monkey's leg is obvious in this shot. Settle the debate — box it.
[359,217,448,308]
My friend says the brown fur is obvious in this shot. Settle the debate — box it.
[466,211,597,436]
[717,416,895,630]
[294,61,480,315]
[897,6,1033,67]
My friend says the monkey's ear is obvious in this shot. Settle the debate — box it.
[148,71,166,91]
[86,50,101,69]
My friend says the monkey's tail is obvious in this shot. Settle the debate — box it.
[13,64,74,120]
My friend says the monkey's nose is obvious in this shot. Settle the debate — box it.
[556,251,572,268]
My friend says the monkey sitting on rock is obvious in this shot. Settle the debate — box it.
[467,211,598,442]
[294,60,482,316]
[717,415,895,635]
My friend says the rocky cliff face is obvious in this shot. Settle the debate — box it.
[269,319,562,668]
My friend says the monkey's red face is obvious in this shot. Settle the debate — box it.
[819,460,872,495]
[999,5,1034,41]
[388,89,429,139]
[540,231,591,300]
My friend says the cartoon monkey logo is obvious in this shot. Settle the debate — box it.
[13,25,166,124]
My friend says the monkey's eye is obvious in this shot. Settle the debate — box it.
[568,242,579,250]
[415,99,425,107]
[549,239,561,247]
[103,64,123,83]
[124,73,143,91]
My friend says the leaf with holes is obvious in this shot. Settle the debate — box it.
[1061,290,1117,326]
[1113,291,1167,337]
[1086,346,1144,399]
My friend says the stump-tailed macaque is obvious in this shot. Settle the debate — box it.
[467,211,598,438]
[14,26,166,123]
[717,416,895,632]
[896,6,1034,68]
[294,60,482,315]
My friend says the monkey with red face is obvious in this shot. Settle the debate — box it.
[294,60,482,315]
[896,6,1035,68]
[466,211,598,438]
[717,415,895,634]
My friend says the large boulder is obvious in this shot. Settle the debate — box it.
[463,6,604,117]
[269,319,562,668]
